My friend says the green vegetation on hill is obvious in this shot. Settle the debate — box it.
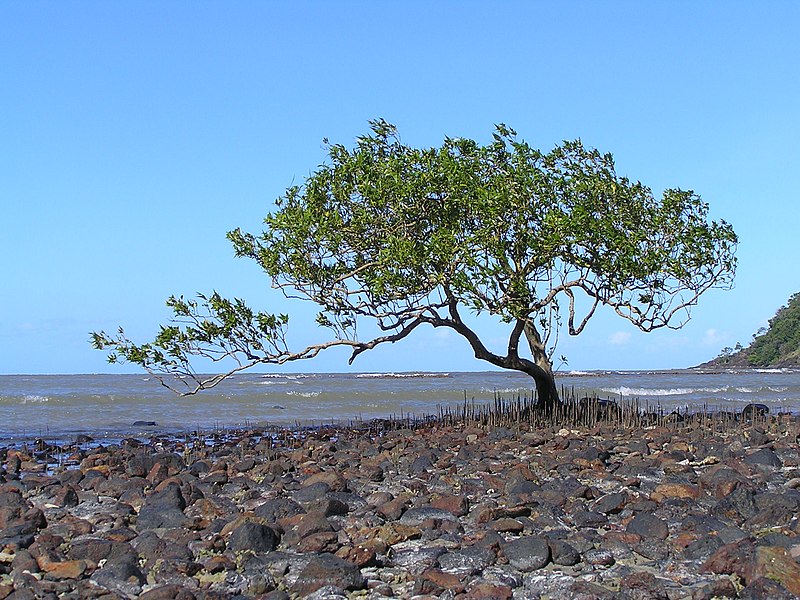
[710,292,800,367]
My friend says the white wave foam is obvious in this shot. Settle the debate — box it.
[286,391,321,397]
[601,386,728,397]
[355,372,451,379]
[22,394,50,404]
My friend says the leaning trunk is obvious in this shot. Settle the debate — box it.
[523,322,560,410]
[531,354,559,410]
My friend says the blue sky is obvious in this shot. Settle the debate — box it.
[2,2,799,375]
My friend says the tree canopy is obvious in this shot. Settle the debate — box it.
[93,120,738,407]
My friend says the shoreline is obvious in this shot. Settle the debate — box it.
[2,415,800,598]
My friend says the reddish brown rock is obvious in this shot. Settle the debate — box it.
[431,493,469,516]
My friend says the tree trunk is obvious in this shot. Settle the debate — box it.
[523,322,560,410]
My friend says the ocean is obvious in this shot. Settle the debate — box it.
[2,369,799,445]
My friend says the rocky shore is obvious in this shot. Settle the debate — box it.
[2,415,800,599]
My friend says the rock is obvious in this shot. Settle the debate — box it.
[253,497,305,522]
[399,507,460,526]
[136,482,189,530]
[572,510,608,528]
[702,537,755,578]
[503,536,550,571]
[739,577,796,599]
[226,520,279,553]
[409,454,434,474]
[619,571,669,600]
[414,567,464,595]
[654,482,701,500]
[583,548,615,566]
[41,559,88,580]
[289,553,364,596]
[711,485,757,523]
[138,584,197,599]
[437,545,495,575]
[548,539,580,566]
[390,545,446,574]
[303,470,348,491]
[751,545,800,596]
[743,447,782,468]
[625,512,669,540]
[431,494,469,516]
[592,492,627,514]
[462,581,513,599]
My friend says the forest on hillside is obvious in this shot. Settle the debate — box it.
[708,292,800,367]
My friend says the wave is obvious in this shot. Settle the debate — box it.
[285,391,321,398]
[355,372,451,379]
[22,395,51,404]
[601,386,729,397]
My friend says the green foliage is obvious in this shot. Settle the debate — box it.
[747,292,800,366]
[93,120,738,398]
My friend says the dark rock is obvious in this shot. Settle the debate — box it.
[254,497,305,522]
[90,552,145,598]
[227,520,279,553]
[399,507,460,526]
[132,421,157,426]
[743,447,782,468]
[409,455,434,474]
[289,553,364,596]
[572,510,608,528]
[503,536,550,571]
[548,539,581,566]
[136,483,189,530]
[619,571,669,600]
[702,537,755,578]
[437,545,495,574]
[741,404,769,420]
[131,530,192,565]
[583,548,615,566]
[390,545,446,574]
[625,512,669,540]
[293,481,330,503]
[305,495,349,517]
[683,535,724,561]
[138,585,197,599]
[739,577,795,600]
[711,485,757,524]
[592,492,627,515]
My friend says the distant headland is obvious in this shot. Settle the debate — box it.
[700,292,800,368]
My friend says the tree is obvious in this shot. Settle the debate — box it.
[92,120,738,409]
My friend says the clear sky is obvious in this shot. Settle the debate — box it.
[2,2,799,375]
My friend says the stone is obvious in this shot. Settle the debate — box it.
[41,559,87,580]
[289,553,364,596]
[414,568,464,595]
[399,507,460,526]
[619,571,669,600]
[503,536,550,571]
[751,545,800,596]
[431,494,469,516]
[654,482,701,500]
[583,548,615,566]
[739,577,795,599]
[437,545,495,574]
[226,520,279,553]
[592,492,626,514]
[626,512,669,540]
[743,447,782,468]
[548,539,580,566]
[138,585,197,599]
[136,483,189,530]
[253,497,305,522]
